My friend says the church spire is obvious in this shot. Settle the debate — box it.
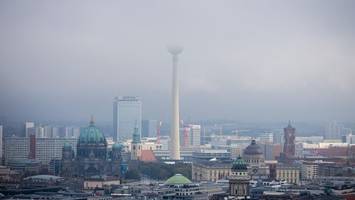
[132,120,140,143]
[90,115,95,125]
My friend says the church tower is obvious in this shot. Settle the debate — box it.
[229,156,251,199]
[283,121,296,158]
[61,142,74,177]
[131,125,142,160]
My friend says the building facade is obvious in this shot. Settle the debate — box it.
[229,156,250,198]
[283,122,296,158]
[61,119,124,178]
[192,160,232,182]
[113,96,142,141]
[189,124,201,147]
[3,135,77,165]
[243,140,269,178]
[301,161,318,180]
[3,136,29,164]
[276,164,300,185]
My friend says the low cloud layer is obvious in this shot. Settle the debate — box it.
[0,0,354,122]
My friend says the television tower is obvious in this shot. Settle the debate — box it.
[168,45,183,160]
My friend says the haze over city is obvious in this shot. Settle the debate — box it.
[1,0,355,122]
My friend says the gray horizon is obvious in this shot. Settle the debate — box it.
[0,0,355,123]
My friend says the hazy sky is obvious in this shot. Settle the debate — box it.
[0,0,354,122]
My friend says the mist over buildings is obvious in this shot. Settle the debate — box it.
[0,0,355,122]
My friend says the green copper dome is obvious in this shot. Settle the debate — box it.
[79,119,106,145]
[112,143,123,150]
[232,156,248,171]
[165,174,192,185]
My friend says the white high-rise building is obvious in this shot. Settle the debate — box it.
[188,125,201,147]
[35,126,45,138]
[25,122,35,137]
[113,96,142,141]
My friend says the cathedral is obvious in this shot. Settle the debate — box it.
[61,118,124,178]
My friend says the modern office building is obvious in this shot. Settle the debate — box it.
[189,124,201,147]
[113,96,142,141]
[3,136,29,164]
[142,120,158,138]
[180,124,201,147]
[36,138,77,165]
[3,136,77,165]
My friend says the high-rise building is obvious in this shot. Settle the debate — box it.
[35,126,45,138]
[36,137,77,164]
[3,136,29,164]
[325,121,352,141]
[325,120,342,140]
[3,136,77,165]
[259,132,273,144]
[142,120,158,138]
[113,96,142,141]
[283,122,295,158]
[188,125,201,147]
[25,122,35,137]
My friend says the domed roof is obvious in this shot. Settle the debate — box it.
[112,143,123,150]
[78,118,106,145]
[232,156,248,171]
[165,174,192,185]
[244,140,262,155]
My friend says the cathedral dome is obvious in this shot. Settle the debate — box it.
[165,174,192,185]
[244,140,262,155]
[112,143,123,150]
[232,156,248,171]
[78,119,106,145]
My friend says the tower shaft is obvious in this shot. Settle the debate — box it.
[171,54,180,160]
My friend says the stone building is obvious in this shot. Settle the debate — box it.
[228,156,251,199]
[243,140,269,178]
[61,118,124,178]
[276,164,300,185]
[192,159,232,182]
[192,140,269,182]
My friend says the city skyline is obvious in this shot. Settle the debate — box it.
[1,1,355,122]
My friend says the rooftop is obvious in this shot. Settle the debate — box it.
[165,174,192,185]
